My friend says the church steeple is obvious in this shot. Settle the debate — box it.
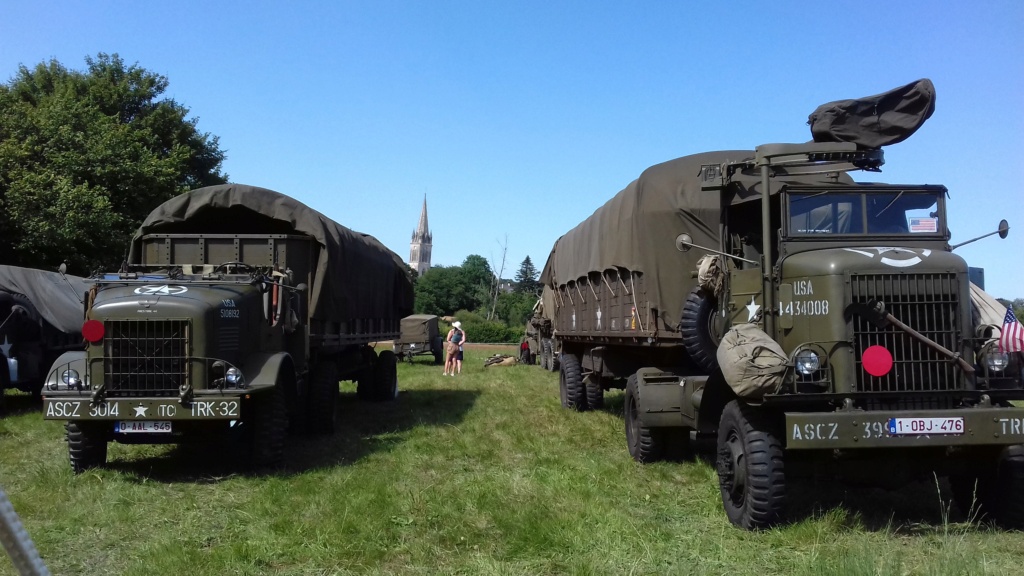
[409,195,432,276]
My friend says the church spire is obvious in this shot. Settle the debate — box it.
[409,194,432,276]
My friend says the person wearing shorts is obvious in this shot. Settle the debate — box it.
[444,321,467,375]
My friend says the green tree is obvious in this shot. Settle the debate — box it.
[0,53,227,274]
[413,256,496,316]
[495,291,537,327]
[514,255,540,295]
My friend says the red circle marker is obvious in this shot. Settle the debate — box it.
[862,345,893,376]
[82,319,105,343]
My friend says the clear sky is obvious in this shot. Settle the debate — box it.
[3,1,1022,299]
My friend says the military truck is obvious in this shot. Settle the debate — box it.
[522,286,560,371]
[41,184,414,471]
[393,314,444,364]
[541,80,1024,529]
[1,266,91,407]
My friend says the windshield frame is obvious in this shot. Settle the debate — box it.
[782,185,948,240]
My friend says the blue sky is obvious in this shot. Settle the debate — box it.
[3,1,1022,299]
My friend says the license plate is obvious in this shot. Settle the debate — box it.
[887,417,964,435]
[115,421,172,433]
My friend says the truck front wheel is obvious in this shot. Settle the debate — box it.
[559,353,586,410]
[955,445,1024,528]
[250,384,288,469]
[625,374,664,462]
[66,422,107,473]
[716,400,785,530]
[308,360,339,434]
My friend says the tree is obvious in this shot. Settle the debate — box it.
[514,255,541,295]
[0,53,227,274]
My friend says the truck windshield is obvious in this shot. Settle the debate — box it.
[786,189,944,237]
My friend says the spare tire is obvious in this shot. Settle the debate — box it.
[680,286,720,372]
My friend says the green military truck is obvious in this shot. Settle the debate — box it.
[521,286,560,371]
[541,80,1024,529]
[42,184,414,471]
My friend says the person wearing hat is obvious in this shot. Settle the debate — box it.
[443,321,467,375]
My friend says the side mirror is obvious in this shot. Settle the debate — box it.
[675,233,693,252]
[998,219,1010,239]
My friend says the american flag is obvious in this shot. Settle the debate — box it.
[909,217,937,233]
[1000,307,1024,353]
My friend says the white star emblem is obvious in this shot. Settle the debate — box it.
[0,335,11,358]
[134,405,148,417]
[746,297,761,322]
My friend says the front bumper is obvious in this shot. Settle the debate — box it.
[786,407,1024,449]
[42,393,248,421]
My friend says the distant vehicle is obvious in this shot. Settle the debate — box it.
[393,314,443,364]
[541,79,1024,529]
[521,287,558,371]
[0,266,90,406]
[42,184,414,471]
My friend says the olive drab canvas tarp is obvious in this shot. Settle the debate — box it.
[127,184,414,324]
[807,78,936,149]
[539,150,852,332]
[0,265,92,334]
[717,322,789,400]
[398,314,439,343]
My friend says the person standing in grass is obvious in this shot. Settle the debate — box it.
[443,321,466,375]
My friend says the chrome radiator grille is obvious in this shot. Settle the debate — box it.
[104,320,189,397]
[850,273,961,393]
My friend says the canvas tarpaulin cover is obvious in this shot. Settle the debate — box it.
[807,79,936,149]
[128,184,414,324]
[540,150,850,331]
[0,265,91,334]
[399,314,439,343]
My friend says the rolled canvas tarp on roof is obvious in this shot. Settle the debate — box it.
[128,184,414,323]
[807,78,936,149]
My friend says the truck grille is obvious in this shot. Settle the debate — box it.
[850,273,961,393]
[104,320,190,397]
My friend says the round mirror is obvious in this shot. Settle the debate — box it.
[998,219,1010,239]
[675,233,693,252]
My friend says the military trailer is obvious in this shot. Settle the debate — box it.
[393,314,444,364]
[0,266,91,406]
[541,80,1024,529]
[42,184,414,471]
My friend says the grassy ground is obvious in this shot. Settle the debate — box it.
[1,347,1022,575]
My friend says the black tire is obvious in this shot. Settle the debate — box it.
[432,336,444,365]
[356,347,377,401]
[66,421,107,473]
[625,374,664,463]
[716,400,785,530]
[559,353,586,410]
[548,341,561,372]
[585,374,604,410]
[250,384,288,469]
[307,360,339,434]
[539,342,550,370]
[975,445,1024,528]
[680,286,720,372]
[372,350,399,401]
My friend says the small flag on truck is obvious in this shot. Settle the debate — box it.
[1000,308,1024,353]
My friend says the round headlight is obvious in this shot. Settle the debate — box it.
[61,369,81,388]
[795,349,821,375]
[984,350,1010,373]
[225,367,244,387]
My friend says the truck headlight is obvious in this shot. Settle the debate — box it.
[983,350,1010,373]
[225,367,245,388]
[795,349,821,375]
[61,369,81,390]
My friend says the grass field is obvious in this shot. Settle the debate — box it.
[2,346,1022,575]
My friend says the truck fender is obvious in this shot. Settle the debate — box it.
[43,351,88,391]
[242,352,295,389]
